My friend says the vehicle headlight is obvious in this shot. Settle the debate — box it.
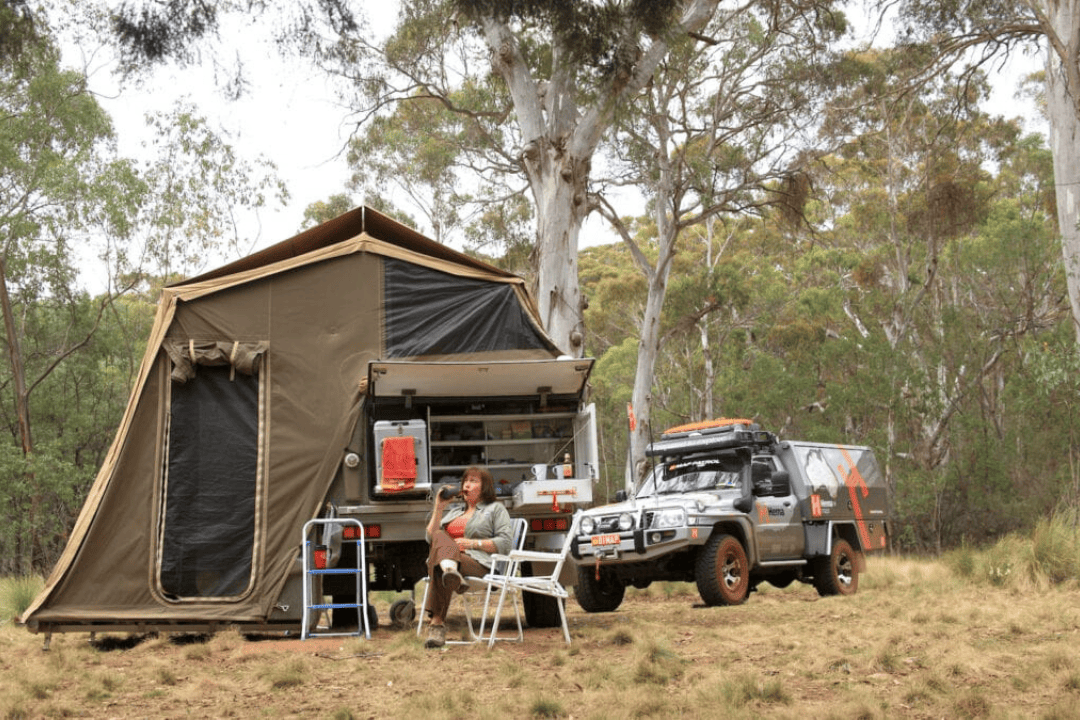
[580,516,595,535]
[618,513,634,532]
[650,508,687,529]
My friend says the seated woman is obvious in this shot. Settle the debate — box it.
[423,465,513,648]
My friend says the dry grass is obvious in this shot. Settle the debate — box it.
[3,555,1080,719]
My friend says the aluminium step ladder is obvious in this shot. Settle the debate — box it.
[301,518,370,640]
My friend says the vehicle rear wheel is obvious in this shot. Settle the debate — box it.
[574,565,626,613]
[813,538,859,597]
[695,533,749,606]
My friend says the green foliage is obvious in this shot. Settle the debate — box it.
[0,442,92,575]
[0,574,43,625]
[454,0,682,73]
[302,194,357,230]
[941,515,1080,589]
[137,100,289,278]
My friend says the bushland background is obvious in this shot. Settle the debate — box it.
[2,2,1079,580]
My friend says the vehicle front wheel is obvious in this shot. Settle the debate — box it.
[695,533,749,606]
[813,538,860,597]
[574,565,626,613]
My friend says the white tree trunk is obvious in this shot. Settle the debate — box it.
[1042,0,1080,344]
[627,234,676,490]
[530,137,590,355]
[480,1,721,355]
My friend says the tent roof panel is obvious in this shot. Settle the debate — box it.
[174,206,513,287]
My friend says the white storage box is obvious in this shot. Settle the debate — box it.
[512,478,592,511]
[373,420,430,494]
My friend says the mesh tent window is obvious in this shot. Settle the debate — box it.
[158,342,265,600]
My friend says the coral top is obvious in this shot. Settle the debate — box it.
[446,515,467,539]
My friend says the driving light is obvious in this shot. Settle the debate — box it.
[580,516,596,535]
[618,513,634,532]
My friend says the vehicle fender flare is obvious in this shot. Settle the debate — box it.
[705,518,757,566]
[809,522,867,571]
[831,522,868,571]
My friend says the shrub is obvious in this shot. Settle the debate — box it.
[0,575,44,625]
[1029,515,1080,586]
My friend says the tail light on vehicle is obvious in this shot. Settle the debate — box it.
[343,524,380,539]
[530,517,569,533]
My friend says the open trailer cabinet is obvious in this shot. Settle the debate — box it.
[321,358,598,629]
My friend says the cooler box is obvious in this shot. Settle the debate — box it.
[512,478,592,512]
[373,420,430,494]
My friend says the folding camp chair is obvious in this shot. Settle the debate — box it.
[416,517,528,645]
[485,511,580,648]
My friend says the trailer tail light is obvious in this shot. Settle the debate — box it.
[344,524,379,539]
[313,546,328,569]
[530,517,570,533]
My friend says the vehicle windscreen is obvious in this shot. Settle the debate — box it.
[638,455,744,496]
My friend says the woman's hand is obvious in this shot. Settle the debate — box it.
[427,494,451,537]
[455,537,481,552]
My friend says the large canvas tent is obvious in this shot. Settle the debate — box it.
[23,207,563,634]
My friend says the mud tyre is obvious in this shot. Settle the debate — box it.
[813,538,859,597]
[574,565,626,613]
[695,533,750,606]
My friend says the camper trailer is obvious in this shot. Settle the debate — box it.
[21,207,596,638]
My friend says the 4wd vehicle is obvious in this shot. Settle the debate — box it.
[571,419,888,611]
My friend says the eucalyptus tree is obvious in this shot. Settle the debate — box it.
[0,6,287,571]
[591,4,848,485]
[108,0,729,356]
[891,0,1080,353]
[0,8,149,570]
[813,52,1064,548]
[345,95,466,245]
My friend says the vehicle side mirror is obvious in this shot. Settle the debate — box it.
[770,470,791,496]
[615,489,628,502]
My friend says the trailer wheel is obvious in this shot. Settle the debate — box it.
[814,539,859,597]
[522,591,561,628]
[519,560,561,628]
[574,565,625,613]
[695,533,749,606]
[388,599,415,628]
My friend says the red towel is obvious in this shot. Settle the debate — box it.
[381,436,417,492]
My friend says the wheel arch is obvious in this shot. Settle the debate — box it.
[705,519,755,565]
[831,522,867,572]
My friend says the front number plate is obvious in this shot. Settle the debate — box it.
[591,534,621,546]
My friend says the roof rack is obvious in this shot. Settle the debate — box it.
[646,420,775,458]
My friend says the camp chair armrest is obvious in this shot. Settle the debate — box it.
[504,549,562,563]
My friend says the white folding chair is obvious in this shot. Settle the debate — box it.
[485,511,579,648]
[416,517,528,645]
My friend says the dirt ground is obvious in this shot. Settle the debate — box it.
[6,576,1080,719]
